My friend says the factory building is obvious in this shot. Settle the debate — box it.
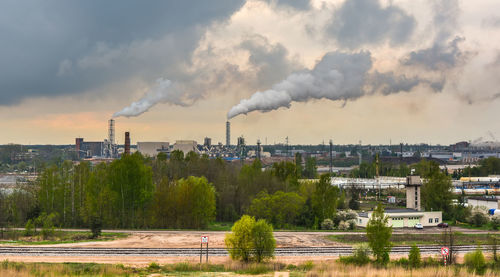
[357,176,443,228]
[173,140,198,154]
[137,142,169,157]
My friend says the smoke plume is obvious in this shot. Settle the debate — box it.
[113,78,185,118]
[227,51,437,119]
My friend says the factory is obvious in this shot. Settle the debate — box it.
[357,176,443,228]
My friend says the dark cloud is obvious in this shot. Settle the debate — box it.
[403,36,465,70]
[262,0,311,10]
[240,35,296,88]
[326,0,416,48]
[0,0,245,105]
[402,0,464,70]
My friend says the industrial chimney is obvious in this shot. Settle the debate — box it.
[108,119,115,145]
[124,132,130,155]
[226,121,231,147]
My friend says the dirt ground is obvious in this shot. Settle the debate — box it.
[16,231,345,248]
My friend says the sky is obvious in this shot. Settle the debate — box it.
[1,0,500,145]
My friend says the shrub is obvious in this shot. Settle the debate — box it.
[148,262,160,270]
[394,257,409,268]
[352,243,370,265]
[23,219,35,236]
[321,219,334,230]
[347,219,357,230]
[491,215,500,230]
[337,220,349,231]
[408,244,421,268]
[39,213,56,240]
[464,248,486,275]
[468,208,489,227]
[89,216,102,239]
[251,219,276,262]
[225,215,276,263]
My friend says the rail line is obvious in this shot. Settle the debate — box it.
[0,245,492,257]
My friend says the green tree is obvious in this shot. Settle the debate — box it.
[312,174,339,224]
[408,244,421,268]
[366,204,392,265]
[303,157,317,178]
[225,215,255,262]
[248,191,304,228]
[421,172,453,218]
[251,219,276,262]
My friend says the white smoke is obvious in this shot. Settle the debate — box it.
[227,50,441,119]
[228,51,372,119]
[113,78,184,118]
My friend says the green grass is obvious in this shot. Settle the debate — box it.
[445,220,499,231]
[327,233,500,246]
[0,231,127,245]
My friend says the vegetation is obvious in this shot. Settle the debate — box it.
[464,248,487,275]
[408,244,421,268]
[421,170,454,219]
[0,230,126,245]
[366,203,392,265]
[225,215,276,263]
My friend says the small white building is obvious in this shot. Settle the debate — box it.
[357,176,443,228]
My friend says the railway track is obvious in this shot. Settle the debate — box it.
[0,245,492,257]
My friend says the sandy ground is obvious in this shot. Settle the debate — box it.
[9,231,346,248]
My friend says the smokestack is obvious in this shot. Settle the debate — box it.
[329,139,333,174]
[124,132,130,155]
[257,139,261,160]
[75,138,83,159]
[226,121,230,147]
[108,119,115,145]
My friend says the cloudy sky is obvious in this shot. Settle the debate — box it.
[1,0,500,145]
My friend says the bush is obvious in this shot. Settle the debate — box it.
[23,219,35,236]
[337,220,349,231]
[408,244,421,268]
[148,262,160,270]
[491,215,500,230]
[39,213,56,240]
[394,257,409,268]
[347,219,357,230]
[321,219,334,230]
[468,208,489,227]
[464,248,486,275]
[89,216,102,239]
[225,215,276,263]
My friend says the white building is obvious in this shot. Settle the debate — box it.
[137,142,169,157]
[173,140,198,155]
[357,176,443,228]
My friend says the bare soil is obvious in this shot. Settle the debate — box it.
[15,231,345,248]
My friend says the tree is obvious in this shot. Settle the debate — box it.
[312,174,339,224]
[248,191,305,228]
[421,171,453,219]
[225,215,276,263]
[366,204,392,265]
[303,157,317,178]
[252,219,276,262]
[225,215,256,262]
[408,244,421,268]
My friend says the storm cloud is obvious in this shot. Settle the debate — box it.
[326,0,416,48]
[0,0,245,105]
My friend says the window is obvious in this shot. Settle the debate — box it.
[435,218,439,223]
[429,218,433,223]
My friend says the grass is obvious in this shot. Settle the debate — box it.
[445,220,499,231]
[0,230,128,245]
[1,259,499,277]
[327,232,500,246]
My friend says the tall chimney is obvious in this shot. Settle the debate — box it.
[124,132,130,155]
[108,119,115,145]
[75,138,83,159]
[226,121,231,147]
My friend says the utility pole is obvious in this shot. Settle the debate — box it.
[376,153,380,202]
[329,139,333,174]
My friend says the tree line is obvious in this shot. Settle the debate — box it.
[0,150,345,230]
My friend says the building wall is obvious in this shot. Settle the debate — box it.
[173,140,198,155]
[357,211,443,228]
[468,199,499,210]
[137,142,169,157]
